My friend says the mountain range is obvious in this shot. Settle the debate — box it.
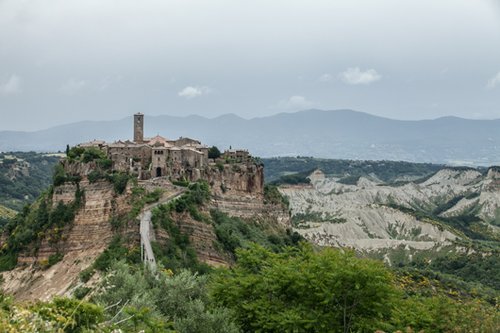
[2,109,500,165]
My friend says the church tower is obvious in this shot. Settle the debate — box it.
[134,113,144,143]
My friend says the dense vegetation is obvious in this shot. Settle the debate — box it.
[263,156,447,184]
[3,244,496,332]
[147,181,301,271]
[0,147,131,272]
[0,185,84,271]
[0,152,60,211]
[211,244,499,332]
[0,155,498,331]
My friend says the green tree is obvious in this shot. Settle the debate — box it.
[208,146,221,159]
[210,243,396,333]
[94,260,239,333]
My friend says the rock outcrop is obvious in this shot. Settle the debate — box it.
[2,179,132,300]
[208,163,290,228]
[1,157,290,300]
[280,168,500,253]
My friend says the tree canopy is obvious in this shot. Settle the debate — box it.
[210,243,396,333]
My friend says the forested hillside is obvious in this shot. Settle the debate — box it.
[0,152,61,212]
[263,156,447,184]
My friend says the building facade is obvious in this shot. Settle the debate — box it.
[79,113,210,180]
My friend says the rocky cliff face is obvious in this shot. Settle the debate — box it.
[2,179,132,300]
[280,168,500,253]
[207,163,290,229]
[2,158,290,300]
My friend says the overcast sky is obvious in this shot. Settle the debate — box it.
[0,0,499,131]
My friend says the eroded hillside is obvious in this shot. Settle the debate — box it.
[0,152,291,301]
[279,167,500,256]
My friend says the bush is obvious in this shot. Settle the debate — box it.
[208,146,221,159]
[108,172,129,195]
[79,267,94,283]
[47,253,64,267]
[33,297,104,332]
[264,184,289,207]
[87,170,105,183]
[172,179,190,187]
[93,236,128,271]
[67,146,85,160]
[96,158,112,170]
[81,147,107,163]
[53,164,67,186]
[73,286,91,300]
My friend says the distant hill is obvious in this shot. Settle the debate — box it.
[0,152,61,211]
[2,109,500,165]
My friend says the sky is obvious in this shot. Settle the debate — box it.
[0,0,499,131]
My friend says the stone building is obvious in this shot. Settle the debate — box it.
[222,149,251,163]
[79,113,210,180]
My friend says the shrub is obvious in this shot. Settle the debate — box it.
[87,170,105,183]
[73,286,91,300]
[47,253,64,267]
[79,267,94,283]
[208,146,221,159]
[96,158,112,170]
[107,172,129,195]
[93,236,128,271]
[53,164,67,186]
[81,147,107,163]
[67,146,85,160]
[264,184,289,207]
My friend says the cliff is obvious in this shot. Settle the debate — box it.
[2,179,132,300]
[207,162,290,229]
[1,157,290,300]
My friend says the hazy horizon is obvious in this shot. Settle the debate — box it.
[1,0,500,131]
[4,108,500,134]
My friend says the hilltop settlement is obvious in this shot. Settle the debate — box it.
[78,113,252,181]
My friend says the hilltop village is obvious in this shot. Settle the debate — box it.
[78,113,252,181]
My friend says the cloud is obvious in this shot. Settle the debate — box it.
[60,78,87,95]
[178,86,211,99]
[278,95,315,109]
[0,75,22,95]
[486,71,500,89]
[319,73,333,82]
[340,67,381,85]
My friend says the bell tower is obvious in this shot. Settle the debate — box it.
[134,113,144,143]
